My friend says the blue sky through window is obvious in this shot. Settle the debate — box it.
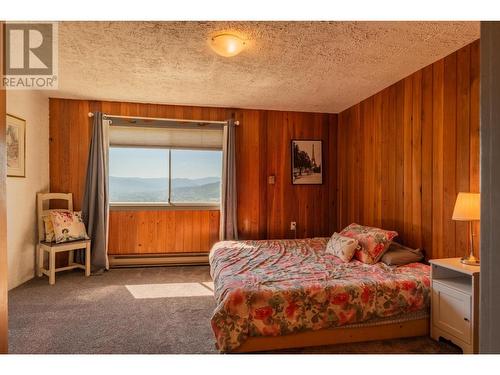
[109,148,222,179]
[171,149,222,179]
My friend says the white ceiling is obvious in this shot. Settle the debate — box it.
[49,21,479,113]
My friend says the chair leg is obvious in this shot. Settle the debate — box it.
[85,243,91,277]
[49,249,56,285]
[36,245,43,277]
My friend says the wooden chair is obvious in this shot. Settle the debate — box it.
[37,193,91,285]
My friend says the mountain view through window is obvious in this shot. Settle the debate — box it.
[109,147,222,204]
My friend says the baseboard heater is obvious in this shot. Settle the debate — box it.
[109,253,209,268]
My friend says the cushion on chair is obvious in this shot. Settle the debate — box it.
[49,210,90,243]
[42,209,70,242]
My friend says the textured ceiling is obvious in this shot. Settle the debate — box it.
[49,21,479,113]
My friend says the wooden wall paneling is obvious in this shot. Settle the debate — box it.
[173,211,185,252]
[387,85,398,232]
[336,112,343,229]
[108,210,120,252]
[49,99,92,209]
[343,108,353,225]
[280,111,296,238]
[264,110,334,239]
[470,40,481,256]
[336,112,344,229]
[209,210,220,245]
[456,45,471,258]
[49,44,478,261]
[74,100,92,210]
[336,41,479,260]
[403,76,413,245]
[432,59,445,259]
[265,111,284,239]
[108,210,220,254]
[443,53,458,258]
[395,81,405,240]
[373,92,383,229]
[421,65,434,257]
[147,211,159,253]
[356,104,363,227]
[258,110,270,238]
[411,70,423,249]
[336,112,345,230]
[362,98,375,227]
[359,101,367,225]
[192,210,202,251]
[235,109,267,240]
[51,98,337,254]
[346,107,356,225]
[380,87,392,232]
[322,113,334,235]
[135,211,147,252]
[0,21,9,354]
[165,209,176,251]
[328,114,338,233]
[341,109,352,229]
[297,114,311,237]
[315,113,329,236]
[348,106,358,225]
[121,211,138,253]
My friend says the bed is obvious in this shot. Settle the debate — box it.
[209,237,430,353]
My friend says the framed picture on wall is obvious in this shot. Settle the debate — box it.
[6,114,26,178]
[291,139,323,185]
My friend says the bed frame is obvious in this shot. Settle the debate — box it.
[231,317,429,353]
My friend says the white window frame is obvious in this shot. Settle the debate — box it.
[109,145,222,210]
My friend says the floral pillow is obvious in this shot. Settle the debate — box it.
[42,209,71,242]
[339,223,398,264]
[49,210,89,244]
[325,232,359,262]
[43,215,56,242]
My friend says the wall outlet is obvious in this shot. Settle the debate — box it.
[290,221,297,231]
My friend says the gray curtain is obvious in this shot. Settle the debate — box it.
[80,112,110,271]
[220,119,238,240]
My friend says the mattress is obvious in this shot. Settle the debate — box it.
[209,238,430,352]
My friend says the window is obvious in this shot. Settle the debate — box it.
[170,150,222,203]
[109,148,169,203]
[108,119,224,206]
[109,147,222,205]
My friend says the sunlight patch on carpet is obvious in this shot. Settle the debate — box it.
[125,282,214,299]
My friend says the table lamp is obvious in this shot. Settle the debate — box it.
[452,192,480,266]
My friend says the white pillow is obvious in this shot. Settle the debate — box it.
[49,210,89,243]
[326,232,359,262]
[42,209,71,242]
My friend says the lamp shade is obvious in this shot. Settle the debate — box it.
[452,192,480,221]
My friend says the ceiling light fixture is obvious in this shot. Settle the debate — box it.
[210,33,246,57]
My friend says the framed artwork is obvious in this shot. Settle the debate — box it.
[291,139,323,185]
[6,114,26,177]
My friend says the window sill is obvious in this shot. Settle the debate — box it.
[109,203,220,211]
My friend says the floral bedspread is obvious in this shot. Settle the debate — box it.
[209,238,430,352]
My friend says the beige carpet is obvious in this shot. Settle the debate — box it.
[8,266,461,354]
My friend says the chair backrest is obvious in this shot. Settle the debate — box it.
[37,193,73,242]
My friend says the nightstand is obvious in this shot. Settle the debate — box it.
[429,258,480,354]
